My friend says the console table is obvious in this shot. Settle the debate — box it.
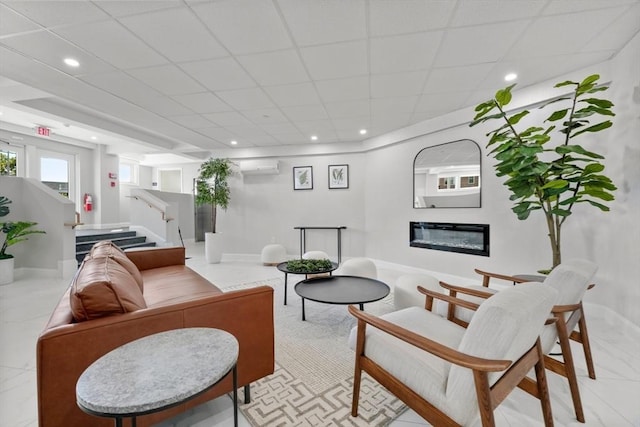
[76,328,239,427]
[294,226,347,264]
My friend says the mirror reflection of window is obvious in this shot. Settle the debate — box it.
[413,139,481,208]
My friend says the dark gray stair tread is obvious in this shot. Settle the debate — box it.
[76,236,147,251]
[75,241,156,264]
[76,231,136,243]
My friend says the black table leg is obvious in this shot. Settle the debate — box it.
[337,228,342,264]
[232,365,238,427]
[359,303,364,311]
[284,273,288,305]
[132,417,137,427]
[243,384,251,404]
[115,418,122,427]
[301,298,306,321]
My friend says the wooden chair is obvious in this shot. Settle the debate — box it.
[348,283,558,427]
[440,259,598,423]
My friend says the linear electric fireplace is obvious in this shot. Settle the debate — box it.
[410,222,490,257]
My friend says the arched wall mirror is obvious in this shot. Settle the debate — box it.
[413,139,481,208]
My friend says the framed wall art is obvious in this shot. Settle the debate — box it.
[328,164,349,189]
[293,166,313,190]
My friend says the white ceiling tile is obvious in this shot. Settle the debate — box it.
[300,40,368,80]
[315,76,370,103]
[259,121,299,134]
[171,92,231,114]
[369,0,456,36]
[331,116,370,132]
[202,111,254,127]
[81,71,162,103]
[168,114,217,129]
[127,65,204,95]
[93,1,181,17]
[53,20,167,69]
[131,95,193,117]
[435,21,526,67]
[216,87,274,110]
[180,58,255,91]
[237,50,309,86]
[423,63,495,93]
[119,8,227,63]
[370,32,442,74]
[324,100,370,119]
[414,91,471,113]
[192,0,292,55]
[194,126,237,141]
[371,96,418,115]
[3,1,110,28]
[542,0,637,15]
[584,4,640,52]
[451,0,546,27]
[223,124,269,138]
[263,82,322,107]
[294,119,335,133]
[0,31,115,76]
[309,129,339,142]
[242,108,289,124]
[268,132,306,144]
[0,5,41,36]
[506,8,628,59]
[371,71,427,98]
[370,113,411,132]
[281,104,329,121]
[277,0,366,46]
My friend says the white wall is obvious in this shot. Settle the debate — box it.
[364,33,640,326]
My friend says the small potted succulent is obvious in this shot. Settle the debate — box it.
[0,196,46,285]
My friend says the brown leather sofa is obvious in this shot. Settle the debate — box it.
[36,243,274,427]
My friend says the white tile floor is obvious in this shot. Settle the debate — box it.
[1,242,639,426]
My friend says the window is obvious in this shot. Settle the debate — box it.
[0,149,17,176]
[41,157,70,198]
[119,161,138,185]
[438,176,456,190]
[460,175,479,188]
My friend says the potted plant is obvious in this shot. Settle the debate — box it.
[470,74,616,271]
[0,196,46,284]
[195,158,233,263]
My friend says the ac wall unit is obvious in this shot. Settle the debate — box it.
[240,160,280,175]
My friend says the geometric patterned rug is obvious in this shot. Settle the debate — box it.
[226,278,407,426]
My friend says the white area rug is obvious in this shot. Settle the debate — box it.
[227,277,406,426]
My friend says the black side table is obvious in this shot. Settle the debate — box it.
[276,261,338,305]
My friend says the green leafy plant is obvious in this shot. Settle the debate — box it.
[286,258,333,273]
[470,74,616,270]
[195,158,233,234]
[0,196,46,260]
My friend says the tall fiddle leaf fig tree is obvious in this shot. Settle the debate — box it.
[195,158,233,234]
[470,74,617,270]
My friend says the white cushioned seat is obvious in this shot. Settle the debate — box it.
[261,244,287,266]
[337,257,377,279]
[302,250,330,260]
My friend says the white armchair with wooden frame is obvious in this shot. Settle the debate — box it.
[348,282,558,427]
[440,259,598,423]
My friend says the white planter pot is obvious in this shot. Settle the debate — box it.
[205,232,223,264]
[0,257,15,285]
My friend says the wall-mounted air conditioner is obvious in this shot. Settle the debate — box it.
[239,160,280,175]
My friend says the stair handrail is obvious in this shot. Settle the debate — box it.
[127,194,174,222]
[64,211,84,228]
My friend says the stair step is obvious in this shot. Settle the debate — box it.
[75,230,137,243]
[75,241,157,264]
[75,236,148,253]
[75,229,157,265]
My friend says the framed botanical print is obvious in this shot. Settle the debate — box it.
[328,164,349,189]
[293,166,313,190]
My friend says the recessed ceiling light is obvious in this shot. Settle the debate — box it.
[64,58,80,67]
[230,140,237,145]
[310,135,318,141]
[359,129,367,135]
[504,73,518,82]
[90,136,97,140]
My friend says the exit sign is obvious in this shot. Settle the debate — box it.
[36,126,50,136]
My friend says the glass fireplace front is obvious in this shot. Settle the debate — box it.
[410,222,489,257]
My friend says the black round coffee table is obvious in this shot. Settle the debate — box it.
[294,275,390,321]
[276,261,338,305]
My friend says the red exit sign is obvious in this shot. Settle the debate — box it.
[36,126,50,136]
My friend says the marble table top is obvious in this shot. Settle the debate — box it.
[76,328,239,417]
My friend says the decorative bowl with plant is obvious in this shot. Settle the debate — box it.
[0,196,46,260]
[285,258,333,274]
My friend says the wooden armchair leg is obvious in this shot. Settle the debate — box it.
[577,309,596,380]
[556,320,585,423]
[352,318,366,417]
[534,341,555,427]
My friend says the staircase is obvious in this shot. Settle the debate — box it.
[75,230,156,264]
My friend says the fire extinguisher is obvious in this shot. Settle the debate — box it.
[83,193,93,212]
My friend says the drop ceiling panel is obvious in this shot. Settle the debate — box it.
[300,40,368,80]
[281,104,328,121]
[370,32,442,74]
[237,50,309,86]
[93,1,181,17]
[192,0,292,55]
[2,1,110,28]
[331,116,370,132]
[81,71,163,104]
[451,0,546,26]
[294,119,335,133]
[180,58,256,91]
[371,96,418,115]
[0,31,115,76]
[315,76,370,103]
[127,65,204,96]
[202,111,254,127]
[263,82,322,107]
[542,0,637,15]
[369,0,456,36]
[414,91,470,113]
[371,71,427,98]
[167,114,217,129]
[127,95,193,117]
[259,121,300,134]
[215,87,274,110]
[0,4,41,36]
[242,108,289,124]
[267,132,306,144]
[584,3,640,52]
[171,92,232,114]
[53,20,168,69]
[325,99,370,119]
[119,8,228,63]
[423,63,495,93]
[277,0,366,46]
